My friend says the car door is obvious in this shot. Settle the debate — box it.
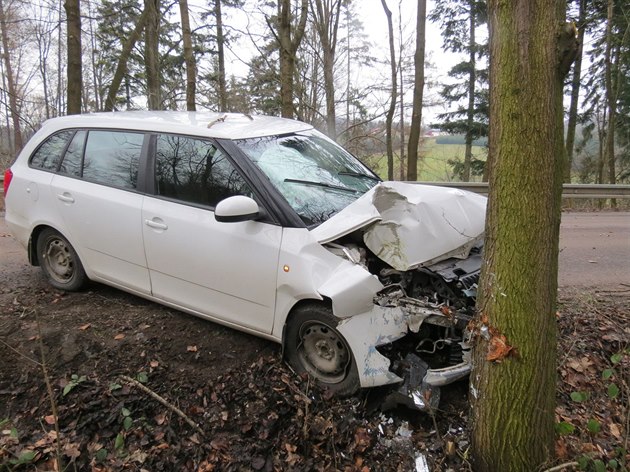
[141,133,282,334]
[50,129,151,294]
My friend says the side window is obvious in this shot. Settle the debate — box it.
[58,130,87,177]
[30,130,74,171]
[82,131,143,189]
[155,134,252,207]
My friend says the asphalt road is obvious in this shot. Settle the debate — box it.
[1,211,629,289]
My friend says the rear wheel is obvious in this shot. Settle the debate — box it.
[285,304,359,396]
[36,228,87,291]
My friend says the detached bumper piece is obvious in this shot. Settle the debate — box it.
[381,354,441,411]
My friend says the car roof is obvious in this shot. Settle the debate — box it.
[39,111,314,140]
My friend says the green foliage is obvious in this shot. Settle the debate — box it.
[9,450,37,465]
[63,374,87,396]
[136,372,148,384]
[570,391,589,402]
[95,448,108,463]
[586,418,601,434]
[555,421,575,435]
[114,432,125,451]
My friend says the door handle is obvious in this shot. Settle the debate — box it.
[57,193,75,204]
[145,219,168,230]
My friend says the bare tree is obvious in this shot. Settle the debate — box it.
[406,0,426,181]
[214,0,227,111]
[380,0,396,181]
[180,0,196,110]
[65,0,81,115]
[145,0,161,110]
[310,0,342,137]
[267,0,308,118]
[0,0,23,150]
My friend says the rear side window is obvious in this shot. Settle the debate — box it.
[155,134,252,207]
[30,131,74,171]
[58,130,87,177]
[82,131,143,189]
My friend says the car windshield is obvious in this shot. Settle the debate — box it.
[235,131,380,226]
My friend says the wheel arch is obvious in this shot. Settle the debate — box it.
[280,297,333,357]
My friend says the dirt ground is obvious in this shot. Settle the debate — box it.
[0,211,629,470]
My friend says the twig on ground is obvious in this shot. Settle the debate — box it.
[0,338,42,366]
[542,461,579,472]
[35,311,64,472]
[118,375,205,437]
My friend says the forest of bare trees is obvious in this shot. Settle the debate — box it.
[0,0,627,186]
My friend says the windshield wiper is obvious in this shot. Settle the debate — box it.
[284,178,360,194]
[338,171,380,181]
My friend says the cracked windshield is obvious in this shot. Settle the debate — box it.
[236,131,380,226]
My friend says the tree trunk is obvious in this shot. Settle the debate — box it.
[104,8,149,112]
[406,0,426,182]
[380,0,397,181]
[145,0,161,110]
[179,0,196,111]
[312,0,342,138]
[65,0,82,115]
[0,0,22,151]
[463,0,476,182]
[398,2,405,181]
[470,2,577,470]
[215,0,227,112]
[603,0,616,208]
[564,0,586,183]
[275,0,308,119]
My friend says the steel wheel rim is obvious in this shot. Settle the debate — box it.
[297,321,350,384]
[43,237,74,284]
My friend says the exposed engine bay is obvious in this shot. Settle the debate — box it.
[325,238,482,410]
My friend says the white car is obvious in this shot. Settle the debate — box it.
[4,111,487,409]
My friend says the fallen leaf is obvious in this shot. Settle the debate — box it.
[114,334,125,340]
[486,333,514,362]
[44,415,56,425]
[609,423,621,438]
[150,360,159,368]
[78,323,91,331]
[63,443,81,458]
[187,345,198,352]
[155,413,166,425]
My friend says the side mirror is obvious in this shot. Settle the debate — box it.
[215,195,261,223]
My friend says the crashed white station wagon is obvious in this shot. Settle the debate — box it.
[4,111,487,409]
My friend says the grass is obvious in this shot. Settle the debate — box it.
[363,138,488,181]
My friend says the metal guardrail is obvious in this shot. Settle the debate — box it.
[1,176,629,198]
[419,182,630,199]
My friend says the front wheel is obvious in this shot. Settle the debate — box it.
[284,304,360,396]
[36,228,88,291]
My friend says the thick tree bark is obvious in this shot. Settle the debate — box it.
[470,1,577,470]
[179,0,196,111]
[65,0,82,115]
[215,0,227,112]
[145,0,161,110]
[564,0,586,183]
[380,0,396,181]
[406,0,426,182]
[104,8,149,112]
[0,0,22,151]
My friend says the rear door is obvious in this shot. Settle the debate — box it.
[51,129,151,294]
[141,133,282,333]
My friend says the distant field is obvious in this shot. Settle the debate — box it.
[364,138,488,181]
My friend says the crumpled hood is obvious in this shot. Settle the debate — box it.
[310,181,487,270]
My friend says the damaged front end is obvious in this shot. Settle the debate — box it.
[319,182,486,410]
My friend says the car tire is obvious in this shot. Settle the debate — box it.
[285,304,360,396]
[36,228,88,291]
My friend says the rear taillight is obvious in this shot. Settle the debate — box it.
[3,169,12,195]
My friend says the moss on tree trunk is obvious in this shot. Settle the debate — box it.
[470,1,576,470]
